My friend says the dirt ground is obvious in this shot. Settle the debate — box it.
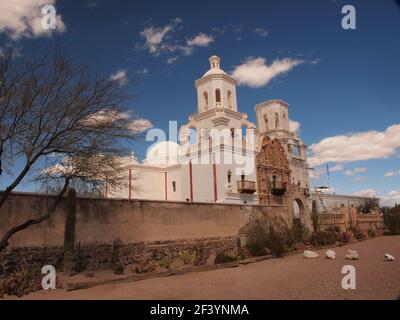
[7,235,400,300]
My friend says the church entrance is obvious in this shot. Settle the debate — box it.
[293,198,305,240]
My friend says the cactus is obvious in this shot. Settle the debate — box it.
[311,200,319,233]
[63,187,76,276]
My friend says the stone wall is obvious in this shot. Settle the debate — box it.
[318,212,385,234]
[0,237,238,276]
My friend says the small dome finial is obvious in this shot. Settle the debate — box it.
[209,55,220,70]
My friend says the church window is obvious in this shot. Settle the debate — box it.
[272,175,277,188]
[215,89,221,103]
[263,114,268,130]
[203,91,208,110]
[274,113,279,129]
[227,169,232,183]
[172,181,176,192]
[227,90,232,109]
[230,128,235,139]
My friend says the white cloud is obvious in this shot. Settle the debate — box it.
[84,1,99,8]
[0,0,65,39]
[139,19,214,61]
[330,164,344,172]
[166,56,179,64]
[308,124,400,166]
[136,68,149,75]
[128,118,153,133]
[380,190,400,207]
[253,27,269,37]
[186,33,213,47]
[353,176,366,182]
[388,190,400,198]
[231,57,304,88]
[109,70,128,86]
[353,189,377,197]
[289,120,300,132]
[384,170,400,177]
[182,33,214,56]
[343,167,367,176]
[140,24,175,55]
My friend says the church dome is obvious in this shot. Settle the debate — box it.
[202,55,227,77]
[145,141,181,166]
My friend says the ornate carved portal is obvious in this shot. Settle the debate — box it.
[256,135,291,205]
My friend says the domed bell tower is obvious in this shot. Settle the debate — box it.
[195,55,238,114]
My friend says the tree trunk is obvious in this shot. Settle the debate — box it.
[63,187,77,276]
[0,178,69,253]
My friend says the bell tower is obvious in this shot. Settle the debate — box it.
[195,55,238,114]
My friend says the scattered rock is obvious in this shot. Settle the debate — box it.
[303,250,318,258]
[325,250,336,259]
[384,254,395,261]
[345,250,359,260]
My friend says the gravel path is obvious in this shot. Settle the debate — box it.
[12,235,400,300]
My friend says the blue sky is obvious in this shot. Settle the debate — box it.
[0,0,399,204]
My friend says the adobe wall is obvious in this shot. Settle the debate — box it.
[0,192,289,248]
[0,192,289,275]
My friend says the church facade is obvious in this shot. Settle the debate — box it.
[110,55,310,208]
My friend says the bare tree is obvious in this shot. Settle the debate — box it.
[356,197,380,214]
[0,46,149,252]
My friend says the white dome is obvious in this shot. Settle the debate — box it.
[145,141,181,166]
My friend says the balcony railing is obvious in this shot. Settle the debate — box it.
[270,182,287,196]
[237,180,256,194]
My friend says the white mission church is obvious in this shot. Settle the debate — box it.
[108,55,311,206]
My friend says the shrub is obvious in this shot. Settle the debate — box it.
[0,265,42,298]
[383,205,400,235]
[368,228,376,238]
[349,226,366,240]
[214,252,237,264]
[326,225,341,234]
[310,231,338,247]
[179,251,195,265]
[245,241,266,256]
[244,219,293,258]
[339,231,352,243]
[266,225,287,258]
[133,261,156,274]
[159,255,174,269]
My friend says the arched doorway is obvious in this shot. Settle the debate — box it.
[293,198,305,240]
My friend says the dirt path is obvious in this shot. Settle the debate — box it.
[10,235,400,300]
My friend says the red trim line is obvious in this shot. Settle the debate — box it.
[189,161,193,201]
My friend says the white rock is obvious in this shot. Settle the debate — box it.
[384,254,395,261]
[304,250,319,258]
[345,250,359,260]
[325,250,336,259]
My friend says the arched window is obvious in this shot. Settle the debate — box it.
[227,90,232,109]
[203,91,208,110]
[263,113,269,131]
[274,112,279,129]
[215,89,221,103]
